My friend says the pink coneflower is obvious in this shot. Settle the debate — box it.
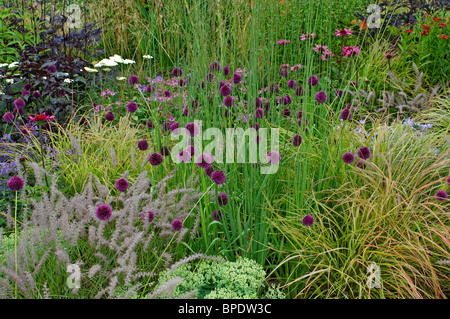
[115,178,129,192]
[95,204,112,221]
[290,64,302,71]
[302,214,314,226]
[171,219,183,231]
[277,39,290,45]
[341,45,360,58]
[211,170,226,184]
[384,53,394,59]
[342,152,355,164]
[435,190,447,201]
[138,140,149,151]
[300,33,316,40]
[149,153,163,166]
[28,113,55,122]
[142,211,155,222]
[268,151,281,164]
[335,28,353,37]
[7,175,24,191]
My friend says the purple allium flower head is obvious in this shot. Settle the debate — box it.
[296,109,302,120]
[7,175,24,191]
[284,94,292,105]
[335,89,343,98]
[282,108,291,117]
[204,166,213,177]
[13,107,23,116]
[219,81,225,89]
[47,65,56,73]
[196,153,214,168]
[144,84,153,93]
[192,99,199,109]
[169,121,179,132]
[185,122,200,136]
[218,192,228,206]
[171,219,183,231]
[138,139,149,151]
[340,108,352,120]
[307,75,319,86]
[95,204,112,221]
[287,79,297,88]
[115,178,129,192]
[182,107,188,116]
[255,108,264,118]
[223,95,234,107]
[147,120,154,130]
[346,103,352,109]
[206,72,214,83]
[295,85,305,96]
[22,90,30,97]
[172,67,183,77]
[32,90,40,99]
[315,91,327,103]
[357,147,371,160]
[268,151,281,164]
[223,65,230,76]
[447,176,450,186]
[254,97,262,108]
[142,211,155,222]
[233,73,242,84]
[149,153,163,166]
[356,160,366,169]
[212,210,222,221]
[178,150,191,163]
[128,74,139,85]
[269,83,279,94]
[342,152,355,164]
[250,122,260,131]
[280,68,289,77]
[126,102,138,113]
[220,84,232,96]
[164,90,171,97]
[211,170,226,184]
[185,145,196,156]
[302,214,314,226]
[210,61,221,72]
[3,112,14,123]
[105,111,115,121]
[161,122,170,132]
[160,145,171,156]
[435,190,447,201]
[178,78,185,86]
[292,134,302,146]
[14,98,26,109]
[24,83,32,91]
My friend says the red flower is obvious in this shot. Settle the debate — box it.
[432,17,440,22]
[28,113,55,122]
[422,24,430,30]
[440,34,449,40]
[421,30,430,36]
[439,23,447,27]
[404,29,413,34]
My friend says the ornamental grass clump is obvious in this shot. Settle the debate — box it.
[0,165,210,299]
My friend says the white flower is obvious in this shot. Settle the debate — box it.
[122,59,135,64]
[61,72,69,77]
[143,55,154,59]
[94,59,118,68]
[43,77,47,80]
[5,79,13,84]
[8,62,19,68]
[64,78,74,83]
[116,77,127,81]
[84,67,98,73]
[109,54,124,63]
[0,63,8,68]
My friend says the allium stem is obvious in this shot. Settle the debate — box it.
[38,122,50,188]
[14,190,18,298]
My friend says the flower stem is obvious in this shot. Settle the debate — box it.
[38,122,50,188]
[14,190,18,299]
